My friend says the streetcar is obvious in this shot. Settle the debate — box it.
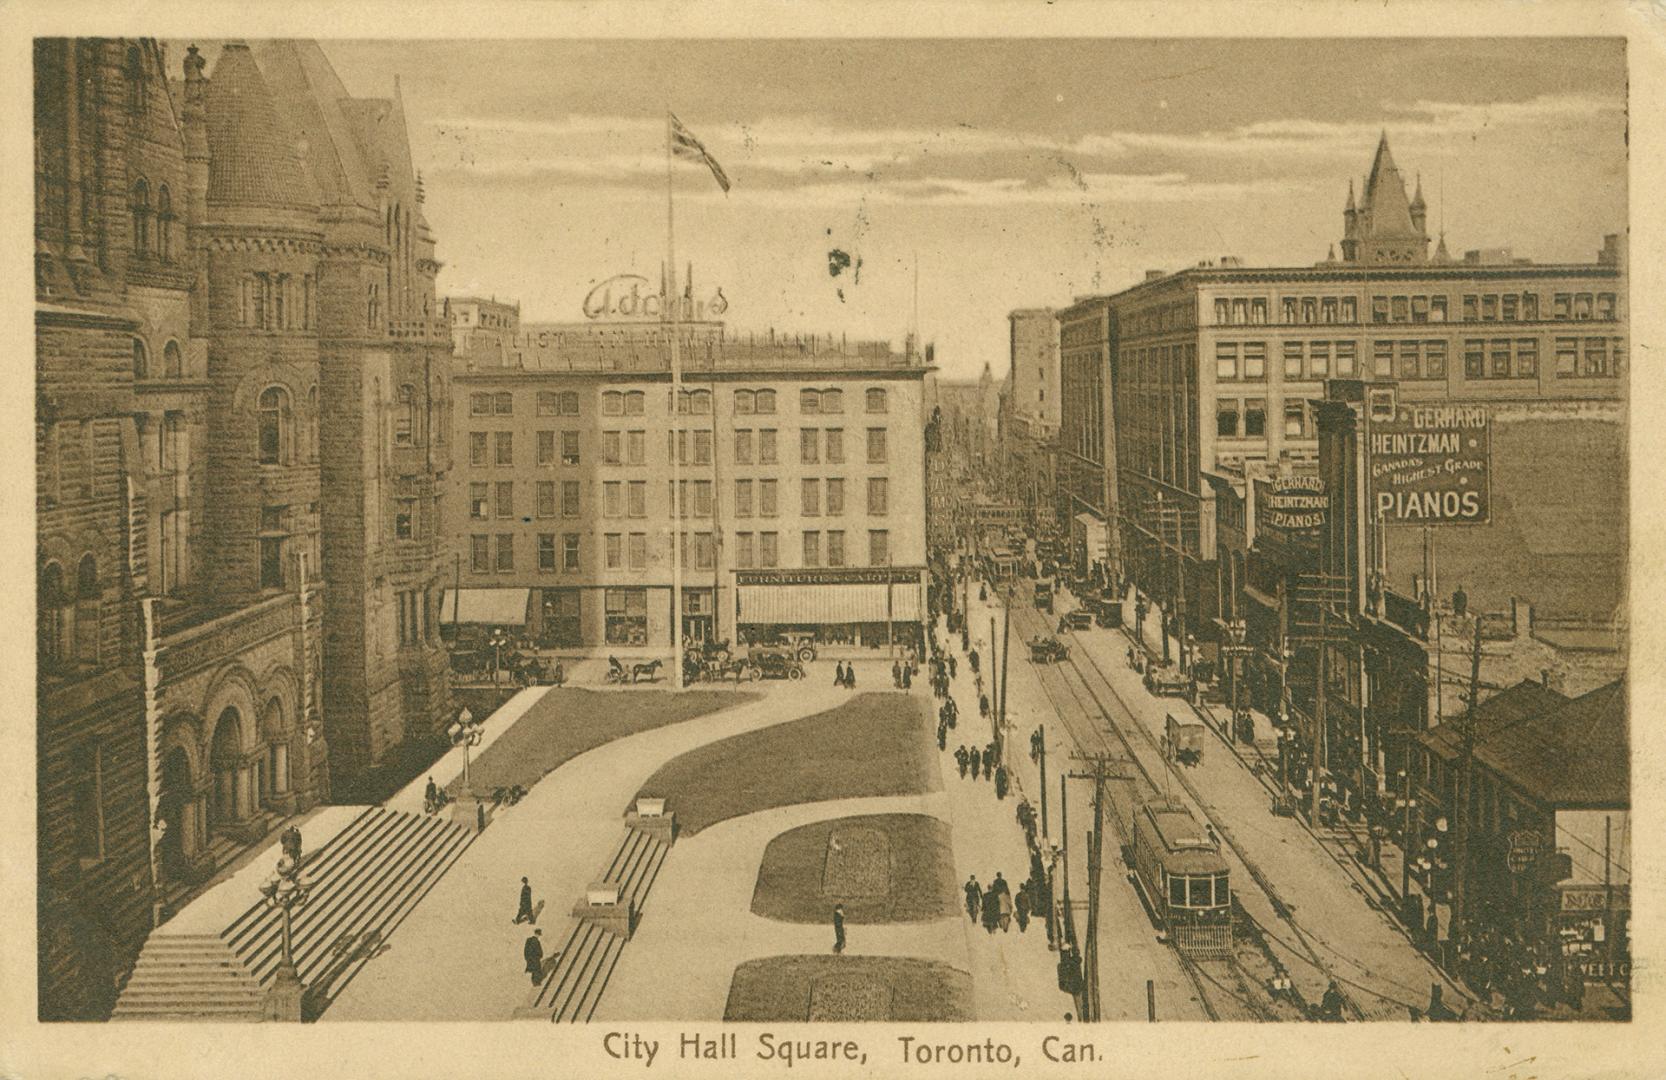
[1128,800,1232,958]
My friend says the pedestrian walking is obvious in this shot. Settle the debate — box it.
[514,876,534,924]
[937,721,948,751]
[523,928,545,984]
[979,693,990,718]
[955,745,969,778]
[964,876,982,922]
[1320,980,1345,1021]
[969,650,979,674]
[970,750,982,780]
[846,664,857,689]
[948,656,957,679]
[1014,885,1031,933]
[991,871,1010,898]
[834,661,846,687]
[981,887,1000,933]
[994,764,1009,800]
[997,887,1014,932]
[891,660,902,689]
[832,904,846,954]
[902,665,912,690]
[424,776,439,814]
[983,744,996,776]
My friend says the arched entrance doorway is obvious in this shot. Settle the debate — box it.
[208,706,248,834]
[157,745,194,878]
[259,696,292,812]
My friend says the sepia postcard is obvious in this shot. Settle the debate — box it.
[2,2,1662,1079]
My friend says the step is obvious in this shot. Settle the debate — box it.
[113,1005,265,1021]
[117,989,265,1007]
[562,934,625,1023]
[283,818,468,980]
[532,922,593,1011]
[222,808,401,947]
[537,922,606,1015]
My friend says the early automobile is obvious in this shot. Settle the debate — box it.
[1060,609,1094,632]
[747,646,806,680]
[779,631,818,663]
[1144,664,1196,701]
[1034,581,1054,614]
[1163,713,1206,766]
[1028,636,1070,664]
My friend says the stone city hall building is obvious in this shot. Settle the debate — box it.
[445,318,931,653]
[34,38,453,1019]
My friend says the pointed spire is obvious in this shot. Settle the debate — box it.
[1345,179,1356,212]
[1326,243,1337,263]
[1410,171,1426,212]
[1434,231,1452,263]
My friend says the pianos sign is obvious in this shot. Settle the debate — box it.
[1369,404,1491,526]
[1265,474,1329,533]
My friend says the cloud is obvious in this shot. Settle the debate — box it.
[421,92,1621,205]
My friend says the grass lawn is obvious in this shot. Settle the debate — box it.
[750,814,956,924]
[632,692,936,835]
[724,955,972,1022]
[446,687,756,795]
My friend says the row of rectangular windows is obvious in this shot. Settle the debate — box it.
[466,387,892,418]
[1213,337,1625,382]
[466,529,892,573]
[1211,291,1620,327]
[466,427,891,467]
[466,477,891,521]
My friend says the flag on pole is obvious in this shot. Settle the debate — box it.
[670,112,731,193]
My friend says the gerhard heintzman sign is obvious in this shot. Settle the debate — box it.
[1369,403,1492,526]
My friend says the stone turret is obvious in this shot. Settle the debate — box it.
[1338,133,1429,266]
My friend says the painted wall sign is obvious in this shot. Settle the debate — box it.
[735,568,922,587]
[1264,474,1329,533]
[581,273,728,322]
[1369,403,1491,526]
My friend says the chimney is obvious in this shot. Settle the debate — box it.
[1599,233,1622,266]
[1144,269,1164,282]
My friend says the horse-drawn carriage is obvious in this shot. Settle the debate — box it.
[683,639,757,683]
[605,656,664,684]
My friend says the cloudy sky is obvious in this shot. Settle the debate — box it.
[218,38,1628,379]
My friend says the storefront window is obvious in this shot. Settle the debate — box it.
[604,587,647,645]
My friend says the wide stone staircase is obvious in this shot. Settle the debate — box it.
[115,806,475,1021]
[112,934,266,1022]
[521,819,673,1022]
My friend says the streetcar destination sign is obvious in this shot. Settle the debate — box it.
[1369,404,1491,526]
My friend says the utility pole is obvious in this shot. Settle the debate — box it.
[989,615,999,745]
[998,582,1012,759]
[1291,572,1350,827]
[1069,750,1136,1024]
[1039,723,1048,839]
[1452,615,1483,941]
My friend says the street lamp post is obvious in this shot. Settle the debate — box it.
[448,707,484,796]
[488,628,510,690]
[258,827,311,1021]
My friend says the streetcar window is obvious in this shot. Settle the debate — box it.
[1189,877,1213,908]
[1215,873,1230,907]
[1169,875,1187,907]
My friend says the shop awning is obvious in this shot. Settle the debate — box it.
[738,582,922,624]
[440,588,531,626]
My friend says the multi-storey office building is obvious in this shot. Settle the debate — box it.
[445,329,932,653]
[34,38,453,1018]
[1096,136,1625,660]
[1000,308,1062,530]
[1055,297,1118,578]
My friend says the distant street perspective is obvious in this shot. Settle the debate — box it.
[34,34,1628,1029]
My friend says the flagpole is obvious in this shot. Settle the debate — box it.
[668,108,684,690]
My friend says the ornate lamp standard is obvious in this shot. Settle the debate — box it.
[487,627,511,689]
[448,707,484,795]
[259,827,310,1020]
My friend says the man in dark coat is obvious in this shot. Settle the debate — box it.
[981,886,1000,933]
[524,928,545,984]
[970,750,982,780]
[964,876,982,922]
[845,664,857,689]
[834,661,846,687]
[955,745,969,778]
[832,904,846,954]
[1014,884,1031,932]
[902,665,912,689]
[514,876,535,924]
[892,660,903,688]
[937,721,948,751]
[994,765,1009,800]
[948,655,957,678]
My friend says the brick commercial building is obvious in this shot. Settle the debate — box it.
[1056,297,1118,579]
[445,325,931,654]
[34,38,452,1019]
[998,308,1061,533]
[1063,135,1624,686]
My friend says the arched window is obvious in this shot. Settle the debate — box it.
[257,386,290,465]
[75,554,99,666]
[755,389,777,414]
[800,388,820,413]
[821,388,843,414]
[395,384,415,446]
[735,389,755,414]
[126,45,145,114]
[866,387,888,413]
[131,178,151,256]
[156,184,173,262]
[132,338,149,379]
[163,339,182,378]
[38,562,68,670]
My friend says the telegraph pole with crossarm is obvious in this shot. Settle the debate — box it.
[1069,749,1138,1022]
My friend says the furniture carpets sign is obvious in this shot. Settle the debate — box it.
[1369,403,1491,526]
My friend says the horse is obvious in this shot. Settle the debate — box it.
[630,658,663,683]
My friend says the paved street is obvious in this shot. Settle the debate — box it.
[955,577,1470,1020]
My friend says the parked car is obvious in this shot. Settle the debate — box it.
[748,647,806,680]
[1028,636,1070,664]
[779,632,818,663]
[1061,609,1094,631]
